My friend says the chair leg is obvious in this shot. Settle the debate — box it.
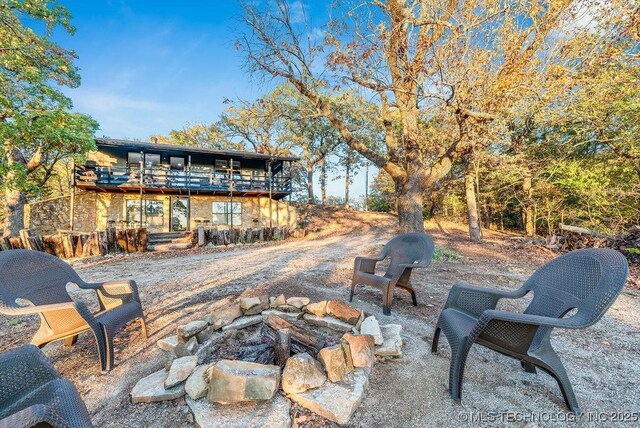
[449,340,473,401]
[431,327,441,353]
[533,348,582,414]
[349,281,356,302]
[521,360,537,373]
[63,335,79,347]
[409,288,418,306]
[140,317,148,339]
[101,325,115,373]
[383,284,394,316]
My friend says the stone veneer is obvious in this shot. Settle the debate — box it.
[26,190,298,234]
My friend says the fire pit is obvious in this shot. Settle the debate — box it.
[131,293,403,426]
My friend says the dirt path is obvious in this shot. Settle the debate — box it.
[1,216,638,427]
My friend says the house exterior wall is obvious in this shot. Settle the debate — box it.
[26,190,298,234]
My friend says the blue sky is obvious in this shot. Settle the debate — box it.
[50,0,371,202]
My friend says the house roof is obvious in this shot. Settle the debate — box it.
[94,138,299,162]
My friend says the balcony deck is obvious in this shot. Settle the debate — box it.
[74,165,292,199]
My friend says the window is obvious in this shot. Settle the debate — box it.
[127,152,161,167]
[212,202,242,226]
[145,153,161,167]
[170,157,185,170]
[128,152,142,165]
[214,159,241,170]
[126,200,165,227]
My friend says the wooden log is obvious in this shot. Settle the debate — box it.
[116,229,128,253]
[137,228,147,252]
[61,234,74,258]
[0,238,10,251]
[42,235,56,255]
[74,235,84,257]
[82,233,92,258]
[19,229,33,250]
[51,235,65,258]
[274,328,291,369]
[263,313,327,357]
[126,229,137,253]
[255,348,275,365]
[197,226,205,247]
[559,223,605,237]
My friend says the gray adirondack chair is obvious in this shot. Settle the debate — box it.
[0,250,147,373]
[350,232,435,315]
[431,248,628,413]
[0,344,93,428]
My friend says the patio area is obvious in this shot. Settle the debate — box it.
[1,214,638,427]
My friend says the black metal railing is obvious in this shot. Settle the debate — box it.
[74,165,292,193]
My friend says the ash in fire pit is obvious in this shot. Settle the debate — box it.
[131,294,404,427]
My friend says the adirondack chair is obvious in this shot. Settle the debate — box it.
[0,345,93,428]
[432,248,628,413]
[350,232,435,315]
[0,250,147,373]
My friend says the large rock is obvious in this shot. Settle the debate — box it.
[270,294,286,308]
[303,314,354,332]
[261,309,303,323]
[239,295,269,316]
[221,314,262,331]
[177,320,208,343]
[318,345,347,382]
[304,300,327,317]
[326,300,362,324]
[196,326,217,344]
[187,394,291,428]
[185,364,211,400]
[342,333,375,368]
[165,356,198,388]
[289,369,369,425]
[157,335,179,352]
[360,316,383,345]
[274,304,301,313]
[207,360,281,404]
[281,352,326,394]
[131,369,185,403]
[286,297,310,309]
[208,297,243,330]
[341,341,355,373]
[174,336,198,357]
[375,324,403,357]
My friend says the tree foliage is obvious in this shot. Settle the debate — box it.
[1,0,98,236]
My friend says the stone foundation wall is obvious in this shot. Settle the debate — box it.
[26,191,98,234]
[27,191,298,234]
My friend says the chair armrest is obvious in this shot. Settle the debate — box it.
[2,301,77,316]
[0,346,59,402]
[0,404,55,428]
[79,279,140,310]
[354,256,384,274]
[479,310,579,329]
[443,283,528,317]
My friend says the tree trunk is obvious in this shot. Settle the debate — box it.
[344,159,351,207]
[395,176,425,232]
[522,169,534,236]
[320,158,327,205]
[306,166,314,203]
[3,186,26,238]
[463,155,482,242]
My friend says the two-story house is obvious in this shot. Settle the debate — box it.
[49,138,298,233]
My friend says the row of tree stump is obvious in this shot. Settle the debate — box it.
[547,224,640,263]
[194,226,307,247]
[0,228,148,259]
